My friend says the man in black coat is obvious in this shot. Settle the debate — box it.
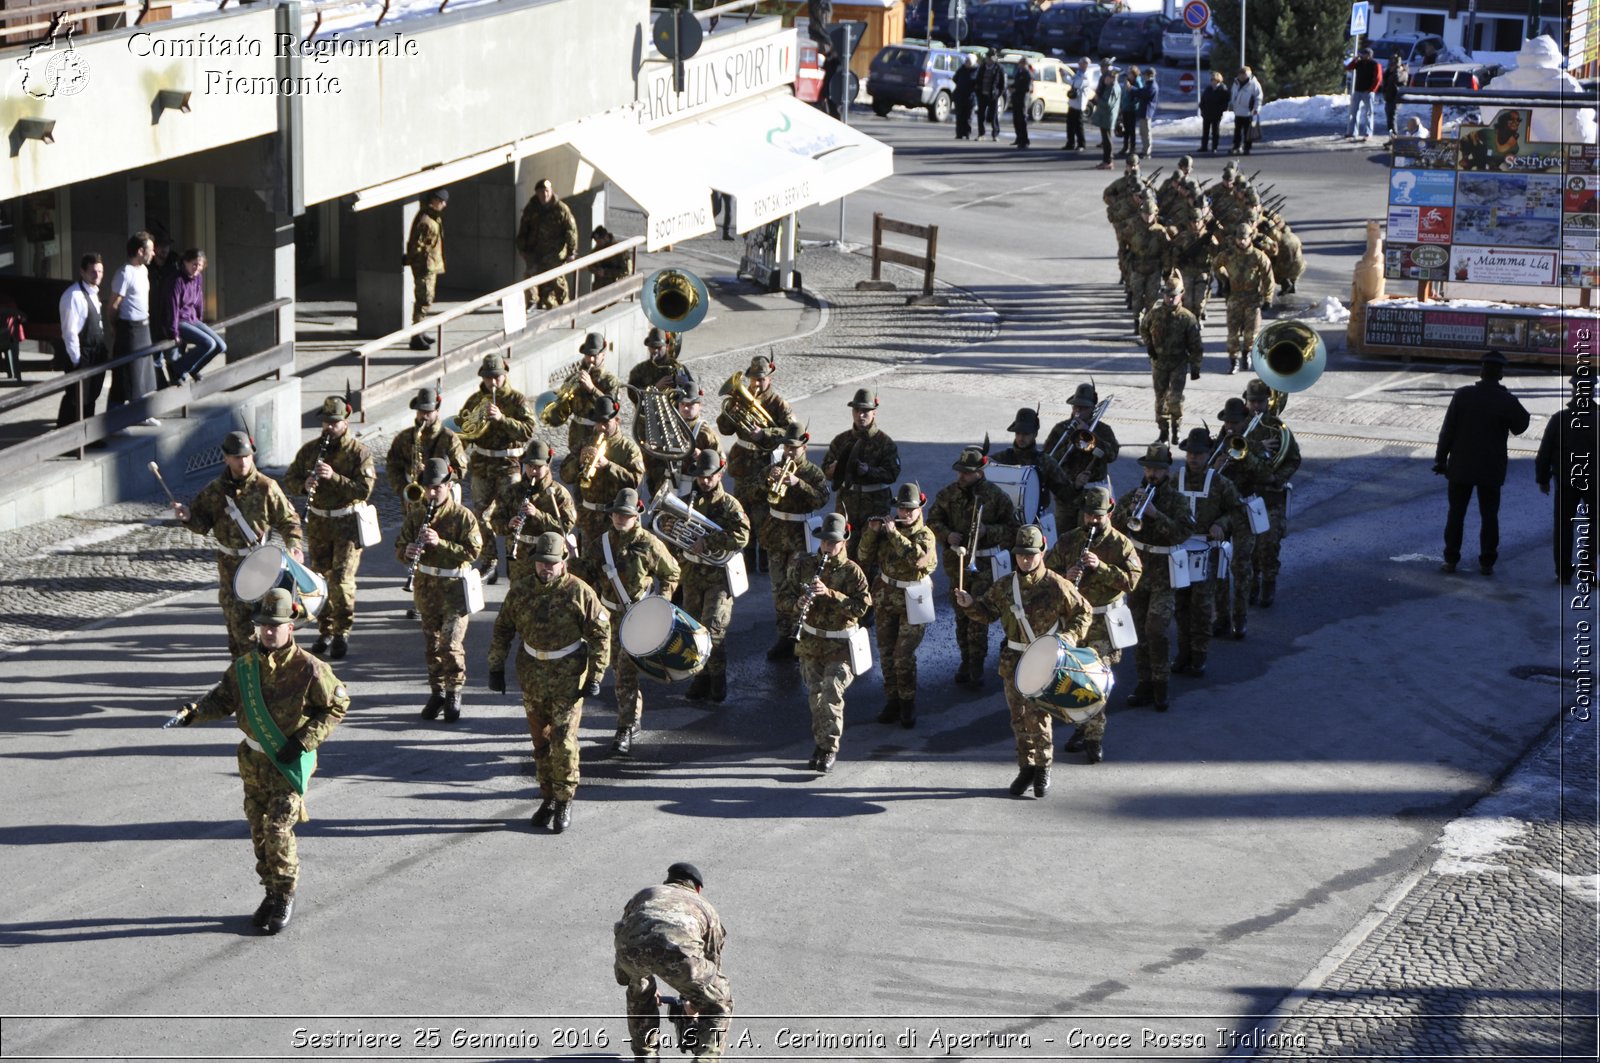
[953,54,978,140]
[1434,350,1531,576]
[976,51,1007,142]
[1010,59,1035,149]
[1535,371,1595,585]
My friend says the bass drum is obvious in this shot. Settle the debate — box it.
[231,544,328,618]
[619,595,711,683]
[986,462,1056,539]
[1014,636,1114,723]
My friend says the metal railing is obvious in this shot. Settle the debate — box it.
[0,0,167,44]
[350,238,643,420]
[0,298,293,467]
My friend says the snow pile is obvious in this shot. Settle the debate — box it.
[1156,93,1347,134]
[1302,296,1350,323]
[1435,816,1527,875]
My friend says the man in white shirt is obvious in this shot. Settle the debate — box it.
[56,253,107,428]
[1065,56,1091,151]
[107,230,159,424]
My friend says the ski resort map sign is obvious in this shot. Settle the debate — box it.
[1383,116,1598,289]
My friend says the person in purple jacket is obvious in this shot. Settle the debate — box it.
[158,248,227,384]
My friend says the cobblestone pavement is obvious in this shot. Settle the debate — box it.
[1252,717,1598,1060]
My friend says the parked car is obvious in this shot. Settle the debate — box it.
[1409,60,1503,90]
[1032,1,1115,57]
[1161,25,1229,66]
[1097,11,1178,64]
[968,0,1043,51]
[1366,33,1446,66]
[905,0,990,46]
[997,51,1074,120]
[867,41,966,122]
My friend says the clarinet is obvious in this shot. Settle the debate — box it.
[402,498,440,593]
[793,552,836,639]
[1073,526,1101,588]
[304,431,334,518]
[506,480,538,561]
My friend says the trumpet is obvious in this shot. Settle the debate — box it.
[721,371,775,437]
[646,491,734,565]
[578,440,605,488]
[767,454,799,505]
[1125,484,1156,533]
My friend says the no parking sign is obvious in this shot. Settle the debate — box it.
[1182,0,1210,31]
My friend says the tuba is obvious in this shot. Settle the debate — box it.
[636,386,694,460]
[642,269,710,332]
[720,371,776,437]
[646,490,734,565]
[1252,320,1326,395]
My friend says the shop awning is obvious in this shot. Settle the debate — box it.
[709,93,895,211]
[567,116,717,251]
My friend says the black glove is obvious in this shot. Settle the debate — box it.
[1432,462,1447,476]
[488,669,506,694]
[1189,368,1201,381]
[276,733,307,765]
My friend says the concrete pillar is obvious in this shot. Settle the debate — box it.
[213,186,294,359]
[355,199,412,338]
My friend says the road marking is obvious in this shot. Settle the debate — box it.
[952,181,1054,210]
[931,251,1037,283]
[1347,366,1471,401]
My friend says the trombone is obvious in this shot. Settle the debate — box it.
[1207,413,1262,469]
[1047,396,1113,462]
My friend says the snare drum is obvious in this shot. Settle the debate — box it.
[231,544,329,618]
[1014,636,1115,723]
[619,595,711,683]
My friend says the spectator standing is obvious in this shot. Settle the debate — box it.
[1433,350,1531,577]
[1199,69,1230,153]
[405,189,448,350]
[107,230,159,424]
[55,253,108,429]
[1010,59,1035,149]
[1064,56,1091,151]
[1090,67,1122,169]
[1344,47,1382,140]
[157,248,226,384]
[1138,66,1159,158]
[1381,56,1408,136]
[1117,69,1142,158]
[1535,372,1596,585]
[1228,65,1262,155]
[516,178,577,312]
[976,50,1006,142]
[588,226,633,290]
[953,53,978,141]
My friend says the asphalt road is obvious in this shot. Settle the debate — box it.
[0,112,1580,1061]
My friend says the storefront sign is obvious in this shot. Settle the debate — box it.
[1365,303,1588,356]
[636,28,799,128]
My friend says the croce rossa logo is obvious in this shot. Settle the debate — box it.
[17,25,91,99]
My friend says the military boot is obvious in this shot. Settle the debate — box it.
[551,800,572,833]
[806,747,824,771]
[877,698,901,724]
[252,893,275,930]
[1228,354,1239,375]
[1156,420,1169,444]
[1008,766,1038,797]
[766,636,797,662]
[708,673,727,703]
[1241,350,1253,371]
[816,750,837,774]
[1188,652,1208,677]
[262,891,294,934]
[953,660,971,684]
[420,692,445,720]
[1062,726,1087,754]
[1084,740,1104,764]
[442,690,462,722]
[899,697,917,729]
[1033,764,1051,797]
[1258,577,1277,607]
[1214,614,1232,637]
[1153,681,1170,712]
[1171,650,1193,676]
[613,725,639,757]
[329,634,348,660]
[686,671,712,701]
[531,798,555,829]
[1126,680,1154,707]
[312,635,330,656]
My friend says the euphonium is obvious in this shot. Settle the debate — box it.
[767,454,799,505]
[720,371,776,436]
[646,491,733,565]
[457,383,498,442]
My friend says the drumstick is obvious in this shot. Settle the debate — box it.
[149,461,180,507]
[954,546,968,596]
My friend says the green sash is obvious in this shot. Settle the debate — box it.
[237,652,316,795]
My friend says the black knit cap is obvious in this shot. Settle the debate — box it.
[666,862,704,888]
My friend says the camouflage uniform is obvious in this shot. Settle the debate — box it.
[821,425,901,564]
[1127,218,1175,327]
[926,478,1019,679]
[182,469,303,658]
[673,484,750,682]
[406,204,445,324]
[759,457,829,636]
[1214,433,1274,629]
[541,365,623,456]
[718,385,796,543]
[385,422,468,505]
[188,643,349,895]
[459,382,536,571]
[516,193,577,309]
[990,443,1075,530]
[1140,299,1204,441]
[959,566,1093,768]
[614,882,732,1061]
[283,433,376,640]
[1170,465,1245,663]
[1210,178,1261,230]
[783,550,871,757]
[1245,413,1302,590]
[858,513,937,714]
[1171,221,1219,323]
[490,571,610,801]
[1265,216,1305,293]
[1043,525,1141,744]
[1041,420,1122,530]
[582,523,679,732]
[561,431,646,557]
[1103,171,1144,294]
[1214,241,1275,369]
[504,474,578,587]
[1112,479,1194,691]
[627,357,686,404]
[395,497,482,694]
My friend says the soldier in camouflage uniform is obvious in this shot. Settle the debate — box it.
[1113,444,1196,713]
[283,396,377,660]
[405,189,447,350]
[1103,157,1144,303]
[1262,211,1305,295]
[1170,211,1220,326]
[860,483,938,728]
[1209,162,1261,230]
[1215,222,1274,375]
[172,430,304,659]
[459,354,536,582]
[647,373,722,500]
[761,423,829,661]
[783,513,871,773]
[562,394,646,558]
[1045,487,1141,764]
[1243,378,1301,607]
[675,452,750,704]
[385,387,468,507]
[1042,382,1123,531]
[582,488,680,756]
[488,532,611,834]
[1127,200,1175,332]
[541,332,624,458]
[614,862,732,1062]
[991,407,1076,535]
[821,388,901,572]
[1140,273,1205,444]
[516,178,577,310]
[169,587,349,934]
[397,458,483,721]
[504,444,577,588]
[716,355,796,566]
[927,445,1020,686]
[955,524,1093,799]
[1212,397,1274,635]
[627,328,685,403]
[1170,428,1247,677]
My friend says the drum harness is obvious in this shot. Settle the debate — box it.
[599,532,643,613]
[1006,573,1060,653]
[219,494,262,558]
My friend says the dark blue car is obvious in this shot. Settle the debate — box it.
[967,1,1043,51]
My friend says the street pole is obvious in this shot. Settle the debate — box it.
[838,22,853,245]
[1240,0,1247,70]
